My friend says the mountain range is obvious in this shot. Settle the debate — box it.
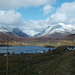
[0,24,29,37]
[35,23,75,39]
[0,23,75,40]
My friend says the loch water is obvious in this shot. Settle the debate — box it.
[0,46,55,54]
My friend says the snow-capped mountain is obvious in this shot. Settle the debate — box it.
[13,27,29,37]
[0,24,29,37]
[35,23,75,38]
[0,24,12,32]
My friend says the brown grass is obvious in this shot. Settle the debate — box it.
[0,48,75,75]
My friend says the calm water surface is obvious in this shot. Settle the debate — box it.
[0,46,55,54]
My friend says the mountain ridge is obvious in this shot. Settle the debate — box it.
[0,24,29,37]
[35,23,75,39]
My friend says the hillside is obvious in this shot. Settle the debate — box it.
[63,34,75,40]
[0,46,75,75]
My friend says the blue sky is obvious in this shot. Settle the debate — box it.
[0,0,75,36]
[16,0,74,21]
[16,7,45,21]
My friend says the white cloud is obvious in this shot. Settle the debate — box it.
[23,30,39,36]
[47,1,75,25]
[0,0,56,9]
[43,5,54,15]
[0,10,24,26]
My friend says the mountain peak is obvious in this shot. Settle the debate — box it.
[0,24,12,32]
[0,24,29,37]
[35,23,75,37]
[12,27,29,37]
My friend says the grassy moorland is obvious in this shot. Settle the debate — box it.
[0,46,75,75]
[0,40,75,48]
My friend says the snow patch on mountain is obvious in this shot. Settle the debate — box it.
[13,27,29,37]
[0,24,12,32]
[0,24,29,37]
[35,23,75,37]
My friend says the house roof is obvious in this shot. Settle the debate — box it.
[68,46,75,49]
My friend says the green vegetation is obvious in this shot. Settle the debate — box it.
[0,46,75,75]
